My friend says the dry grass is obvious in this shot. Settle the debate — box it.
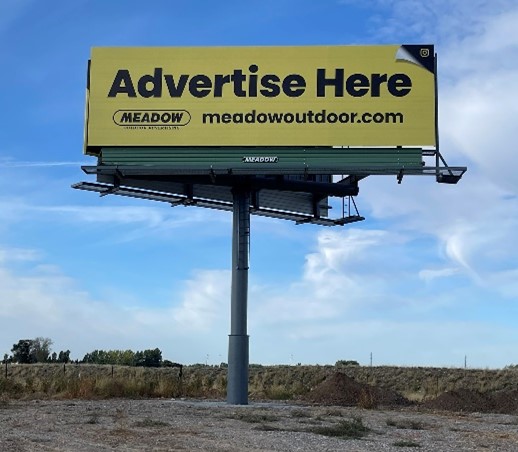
[309,416,370,439]
[1,363,518,402]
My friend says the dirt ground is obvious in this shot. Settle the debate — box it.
[2,398,518,451]
[2,371,518,451]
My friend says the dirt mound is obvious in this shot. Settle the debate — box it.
[491,390,518,414]
[422,389,495,413]
[302,372,411,408]
[423,389,518,414]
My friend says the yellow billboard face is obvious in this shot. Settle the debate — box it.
[85,45,436,153]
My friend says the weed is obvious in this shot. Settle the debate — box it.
[323,408,344,417]
[265,385,293,400]
[357,388,378,409]
[291,409,311,418]
[310,416,370,439]
[253,423,284,432]
[132,418,169,428]
[85,413,100,424]
[113,407,127,429]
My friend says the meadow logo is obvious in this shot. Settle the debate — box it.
[242,156,278,163]
[113,110,191,126]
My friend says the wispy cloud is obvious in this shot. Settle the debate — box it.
[419,267,460,282]
[0,160,90,168]
[343,0,518,44]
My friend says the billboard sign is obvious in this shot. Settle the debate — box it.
[85,45,436,154]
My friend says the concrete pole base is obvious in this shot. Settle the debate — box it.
[227,334,249,404]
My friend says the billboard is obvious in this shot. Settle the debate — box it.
[84,45,436,154]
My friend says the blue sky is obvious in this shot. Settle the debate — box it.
[1,0,518,368]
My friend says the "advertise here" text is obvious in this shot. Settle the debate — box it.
[108,65,412,99]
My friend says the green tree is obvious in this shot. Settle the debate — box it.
[144,348,162,367]
[11,339,35,363]
[335,359,360,367]
[58,350,71,363]
[32,337,53,362]
[82,348,162,367]
[134,348,162,367]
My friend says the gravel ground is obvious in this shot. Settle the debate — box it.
[1,398,518,451]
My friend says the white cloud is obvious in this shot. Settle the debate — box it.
[0,246,230,362]
[172,270,230,331]
[0,247,41,263]
[0,222,514,367]
[353,0,517,44]
[353,5,518,301]
[0,159,90,168]
[419,267,460,282]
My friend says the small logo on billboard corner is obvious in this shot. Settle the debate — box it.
[242,156,278,163]
[113,110,191,127]
[420,48,430,58]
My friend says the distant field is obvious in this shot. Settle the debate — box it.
[2,363,518,402]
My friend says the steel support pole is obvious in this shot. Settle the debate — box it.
[227,188,250,405]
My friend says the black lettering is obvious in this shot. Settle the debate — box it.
[108,69,136,97]
[189,74,212,98]
[370,73,387,97]
[346,73,370,97]
[327,112,338,123]
[388,74,412,97]
[214,74,231,97]
[338,113,348,122]
[120,112,132,122]
[282,74,306,97]
[295,112,306,123]
[164,74,189,97]
[231,69,247,97]
[137,68,162,98]
[315,110,326,123]
[202,112,220,124]
[257,113,267,123]
[248,64,259,97]
[171,112,184,123]
[316,68,344,97]
[245,110,256,123]
[260,74,281,97]
[268,112,283,123]
[233,112,244,123]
